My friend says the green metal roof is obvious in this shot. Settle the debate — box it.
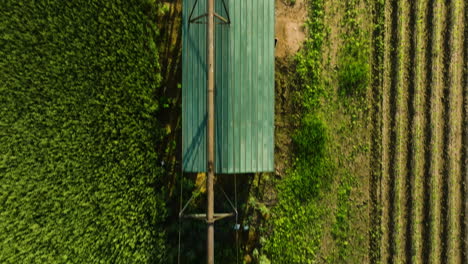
[182,0,275,173]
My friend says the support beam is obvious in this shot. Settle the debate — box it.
[184,213,235,221]
[206,0,215,263]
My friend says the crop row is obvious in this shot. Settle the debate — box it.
[379,0,466,263]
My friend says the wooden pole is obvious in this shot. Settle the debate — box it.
[206,0,215,263]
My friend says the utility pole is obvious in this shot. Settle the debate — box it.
[206,0,215,263]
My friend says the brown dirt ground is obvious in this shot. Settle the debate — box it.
[275,0,307,58]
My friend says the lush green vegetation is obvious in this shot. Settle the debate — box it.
[262,0,372,262]
[262,1,332,262]
[264,115,332,263]
[295,0,326,110]
[338,0,370,96]
[328,1,371,261]
[0,1,168,263]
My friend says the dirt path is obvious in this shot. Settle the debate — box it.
[274,0,307,58]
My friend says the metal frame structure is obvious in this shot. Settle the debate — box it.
[181,0,275,260]
[179,0,231,263]
[188,0,231,24]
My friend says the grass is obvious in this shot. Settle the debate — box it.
[428,1,444,263]
[263,0,373,262]
[327,1,371,261]
[393,0,411,261]
[261,1,330,262]
[337,0,370,97]
[369,0,385,262]
[331,172,353,262]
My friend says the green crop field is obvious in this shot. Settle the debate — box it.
[379,0,467,263]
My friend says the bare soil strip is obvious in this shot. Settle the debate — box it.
[405,1,420,263]
[428,0,444,262]
[462,1,468,262]
[440,0,451,260]
[421,0,435,261]
[380,0,395,261]
[386,0,401,262]
[394,0,410,262]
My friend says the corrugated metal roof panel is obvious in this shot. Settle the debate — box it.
[182,0,274,173]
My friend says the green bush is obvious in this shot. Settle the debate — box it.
[0,1,167,263]
[293,114,328,164]
[288,114,331,201]
[337,41,370,96]
[264,114,332,263]
[337,0,370,97]
[262,1,331,262]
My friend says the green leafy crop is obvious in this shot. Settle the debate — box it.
[0,1,167,263]
[338,40,370,96]
[337,0,370,96]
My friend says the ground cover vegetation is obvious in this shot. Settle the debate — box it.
[368,0,384,262]
[337,0,370,97]
[260,0,373,262]
[0,1,169,263]
[261,0,331,262]
[330,0,371,262]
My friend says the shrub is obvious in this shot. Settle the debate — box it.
[337,41,370,96]
[262,1,331,262]
[337,0,370,97]
[264,114,332,263]
[288,114,331,200]
[0,0,167,263]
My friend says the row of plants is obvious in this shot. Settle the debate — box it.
[369,0,385,262]
[330,0,371,262]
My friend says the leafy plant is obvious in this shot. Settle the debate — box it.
[337,0,370,97]
[0,0,167,263]
[261,1,333,262]
[338,41,370,96]
[295,0,326,110]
